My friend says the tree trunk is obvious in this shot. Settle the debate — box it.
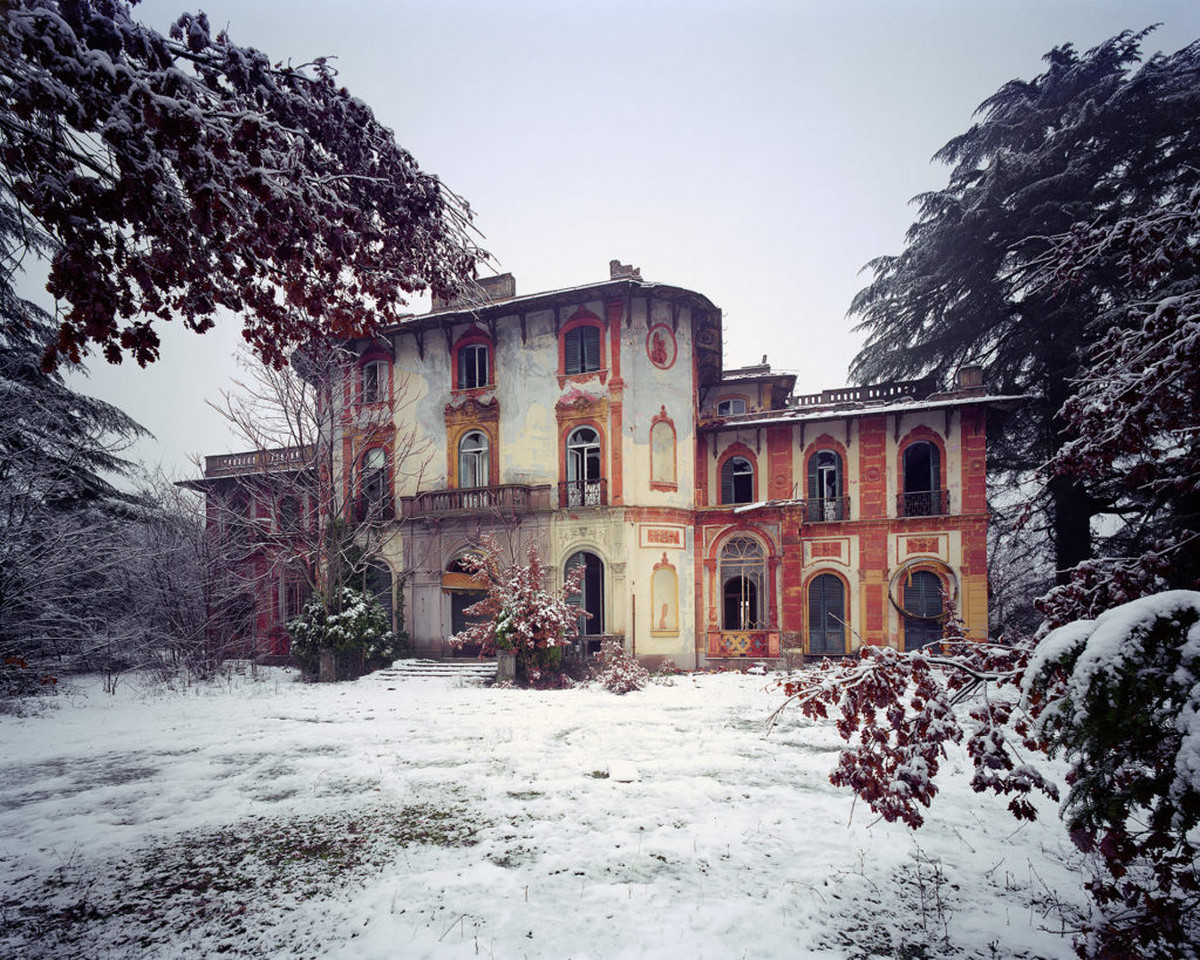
[1050,473,1093,584]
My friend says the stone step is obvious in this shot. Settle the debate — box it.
[373,658,497,682]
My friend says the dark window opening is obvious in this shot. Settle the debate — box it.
[721,456,754,505]
[457,343,490,389]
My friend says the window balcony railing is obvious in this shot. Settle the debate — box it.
[559,478,607,508]
[402,484,551,519]
[897,489,950,517]
[805,496,851,522]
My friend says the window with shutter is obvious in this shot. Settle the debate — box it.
[808,574,846,655]
[564,325,601,375]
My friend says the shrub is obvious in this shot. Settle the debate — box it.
[595,638,648,695]
[287,587,399,679]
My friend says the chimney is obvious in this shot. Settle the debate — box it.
[956,365,984,391]
[431,273,515,311]
[609,259,642,280]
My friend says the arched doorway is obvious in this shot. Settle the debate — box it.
[902,570,944,651]
[445,555,487,657]
[565,551,604,641]
[808,573,846,656]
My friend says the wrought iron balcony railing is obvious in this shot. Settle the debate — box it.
[896,489,950,517]
[805,496,851,522]
[559,478,608,508]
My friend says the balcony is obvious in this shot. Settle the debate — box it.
[204,446,313,479]
[559,478,608,508]
[402,483,551,519]
[805,496,850,522]
[897,489,950,517]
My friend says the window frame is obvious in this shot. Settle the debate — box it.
[360,357,389,405]
[457,430,490,489]
[717,397,747,417]
[720,455,755,505]
[457,341,491,390]
[719,536,766,631]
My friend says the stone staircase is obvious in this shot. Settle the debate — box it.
[371,658,497,684]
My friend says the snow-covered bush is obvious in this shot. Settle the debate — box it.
[595,638,648,695]
[448,536,582,686]
[1025,590,1200,958]
[287,587,398,679]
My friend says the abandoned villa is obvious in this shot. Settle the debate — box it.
[191,262,1014,669]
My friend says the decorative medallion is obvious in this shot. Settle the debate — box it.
[646,323,677,370]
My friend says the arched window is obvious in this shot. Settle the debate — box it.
[808,574,846,656]
[566,551,604,635]
[564,324,601,375]
[720,536,765,630]
[358,447,390,520]
[361,358,388,404]
[565,426,604,506]
[901,441,944,516]
[903,571,944,651]
[807,449,846,521]
[720,456,754,505]
[457,342,490,389]
[458,431,490,488]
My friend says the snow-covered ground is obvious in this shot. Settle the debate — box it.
[0,667,1084,959]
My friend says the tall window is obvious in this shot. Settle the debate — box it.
[807,449,845,521]
[361,359,387,404]
[717,398,746,416]
[566,551,604,636]
[903,571,944,651]
[359,447,389,519]
[457,342,490,389]
[278,495,302,533]
[362,561,394,632]
[458,431,489,488]
[901,441,943,516]
[720,536,765,630]
[720,456,754,505]
[564,325,601,375]
[808,574,846,655]
[565,426,603,506]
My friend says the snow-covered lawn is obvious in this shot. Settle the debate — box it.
[0,668,1084,959]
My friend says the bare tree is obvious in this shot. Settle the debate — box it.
[199,341,430,657]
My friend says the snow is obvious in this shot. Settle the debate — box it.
[0,669,1084,958]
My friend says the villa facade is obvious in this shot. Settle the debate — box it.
[195,262,1011,668]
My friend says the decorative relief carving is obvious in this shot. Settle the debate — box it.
[646,324,677,370]
[641,525,685,549]
[905,536,942,556]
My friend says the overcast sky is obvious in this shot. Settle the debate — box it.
[51,0,1200,477]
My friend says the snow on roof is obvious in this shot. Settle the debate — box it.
[708,392,1024,428]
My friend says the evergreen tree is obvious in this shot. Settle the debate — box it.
[850,29,1200,583]
[0,246,144,690]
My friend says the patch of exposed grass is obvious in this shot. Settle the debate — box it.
[0,803,484,958]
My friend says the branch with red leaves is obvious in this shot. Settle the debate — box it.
[769,639,1058,829]
[1,1,487,369]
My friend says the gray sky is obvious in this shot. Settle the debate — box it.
[51,0,1200,478]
